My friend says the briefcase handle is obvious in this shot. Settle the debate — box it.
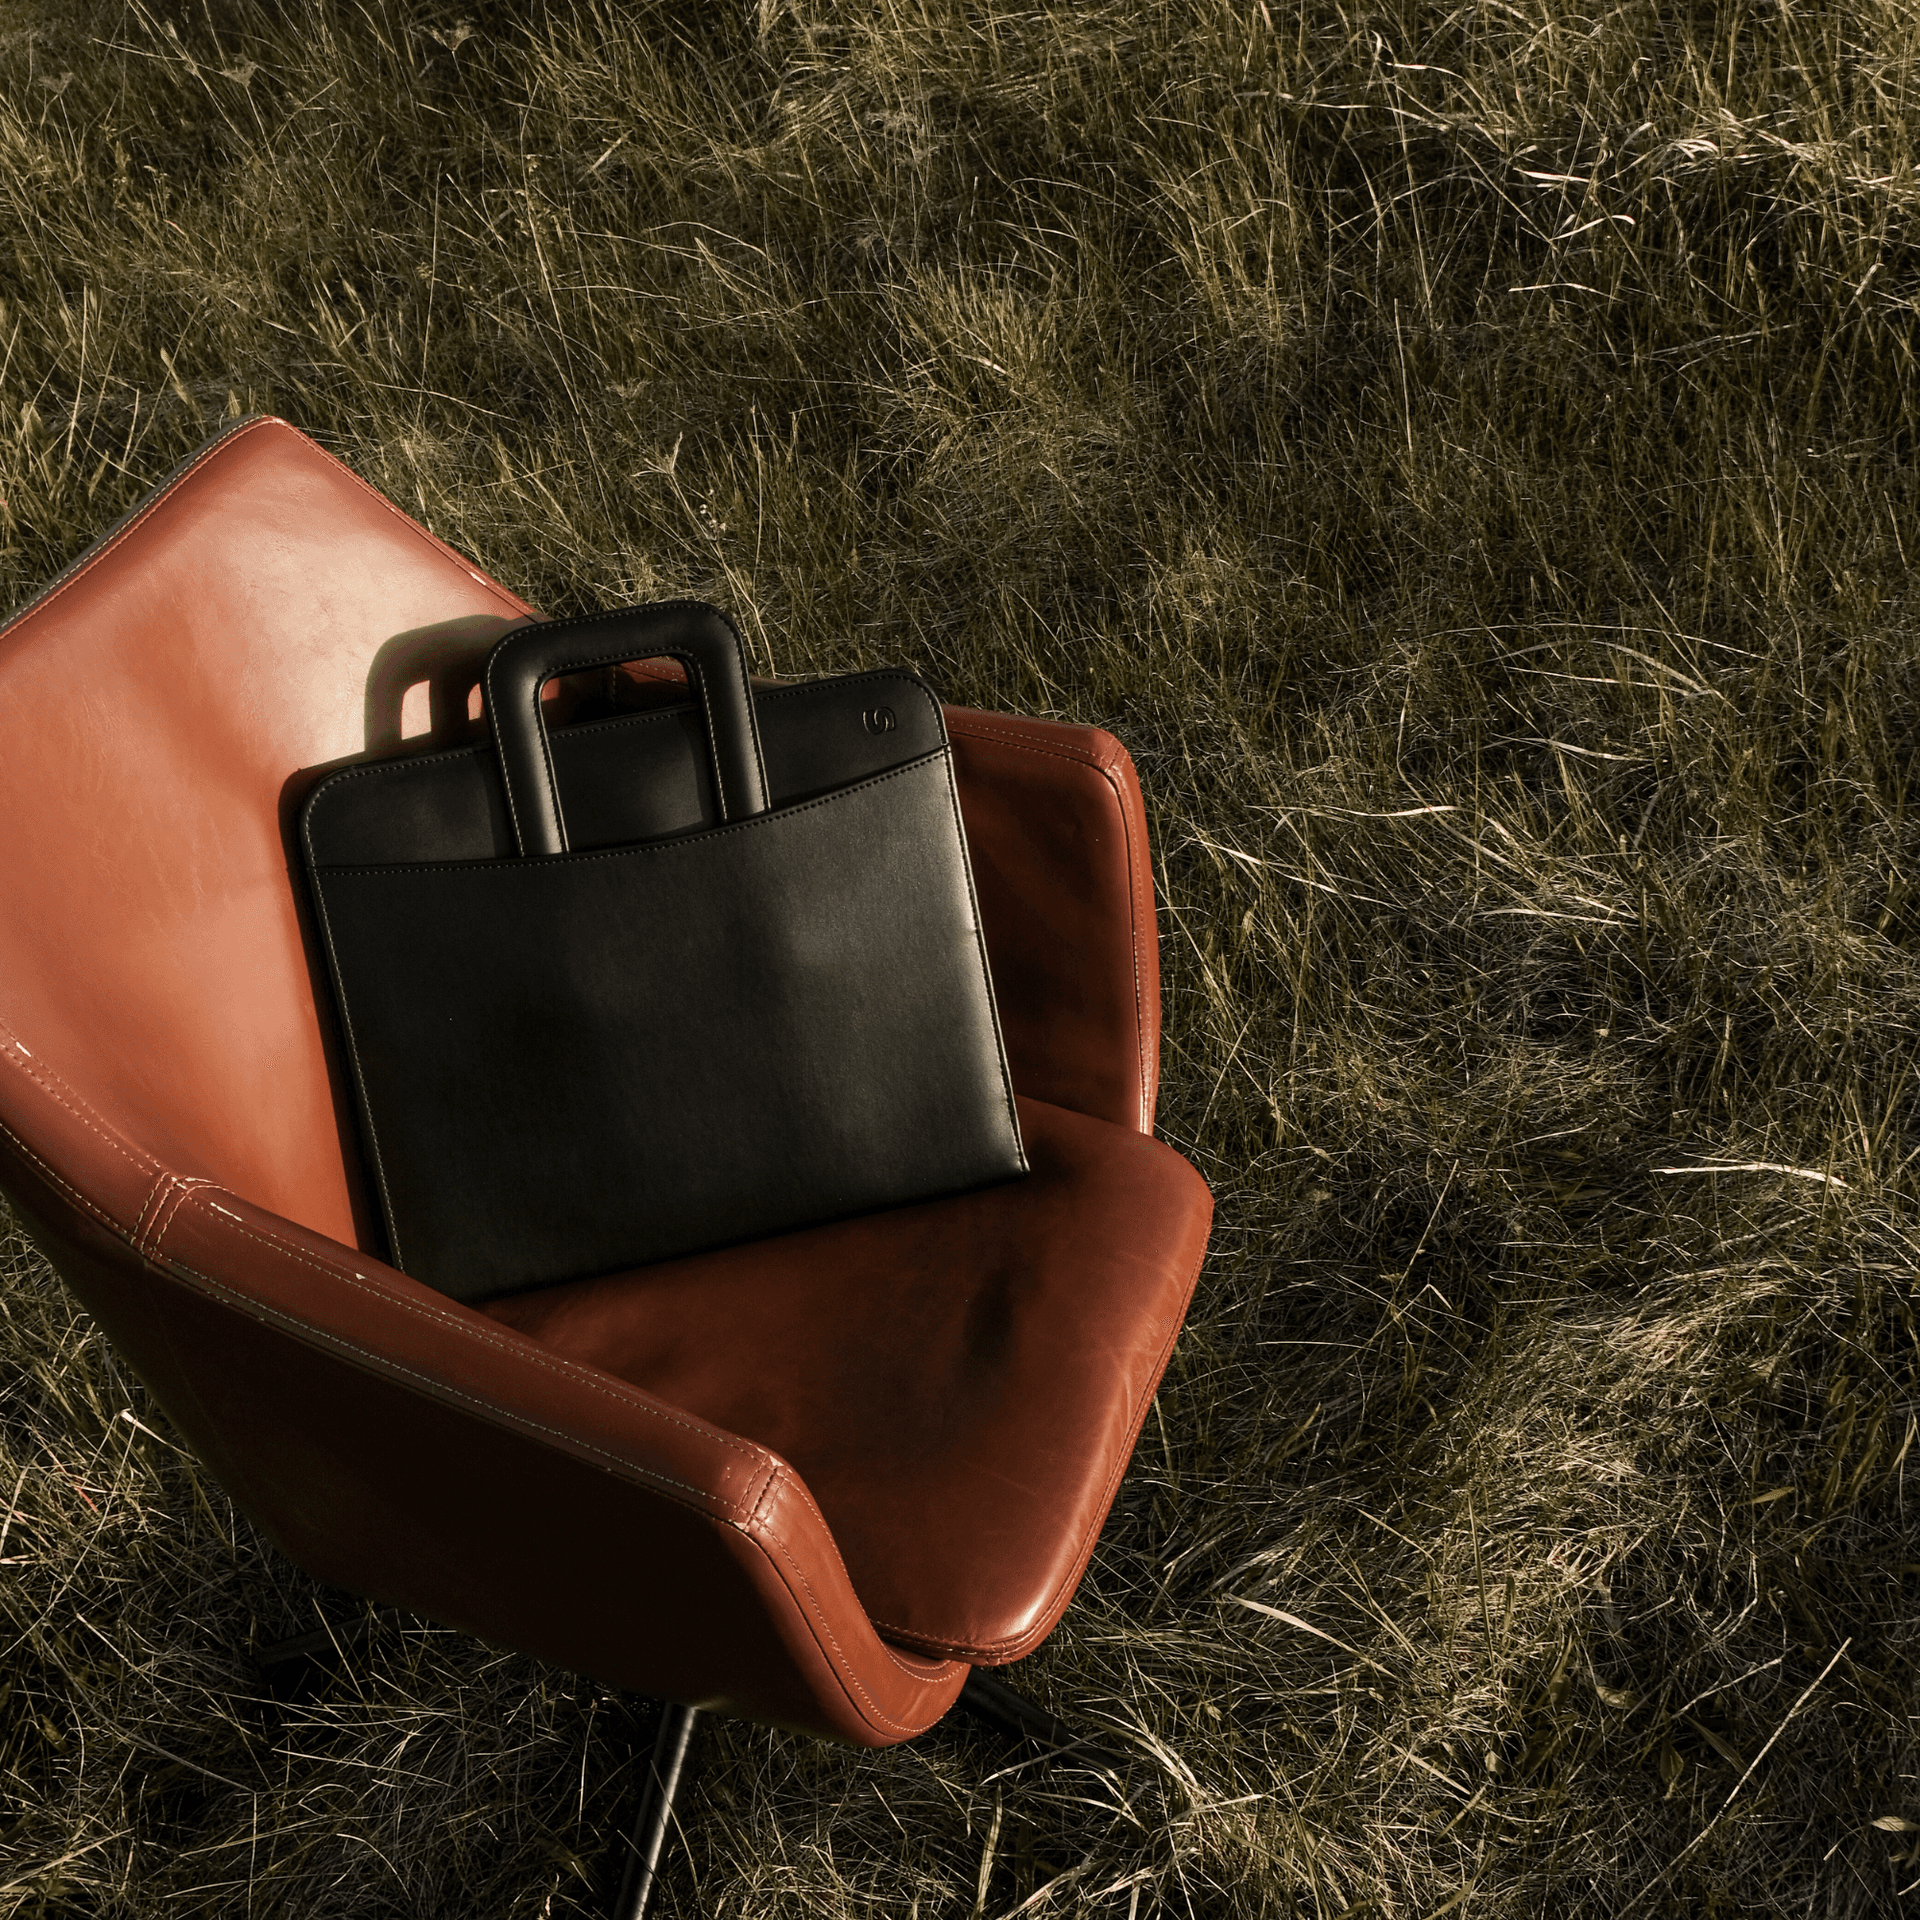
[484,601,771,856]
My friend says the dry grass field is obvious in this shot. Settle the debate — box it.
[3,0,1919,1913]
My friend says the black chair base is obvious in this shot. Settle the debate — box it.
[608,1700,700,1920]
[955,1667,1078,1749]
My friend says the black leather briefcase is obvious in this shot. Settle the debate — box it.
[301,601,1027,1303]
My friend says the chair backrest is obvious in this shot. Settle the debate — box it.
[0,419,533,1249]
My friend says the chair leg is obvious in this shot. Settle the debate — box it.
[252,1607,397,1704]
[956,1667,1078,1749]
[607,1700,700,1920]
[255,1610,701,1914]
[254,1605,402,1668]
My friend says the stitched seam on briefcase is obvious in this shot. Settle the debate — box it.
[531,653,569,840]
[757,670,943,734]
[304,750,989,1283]
[303,740,502,848]
[301,672,946,853]
[714,604,772,815]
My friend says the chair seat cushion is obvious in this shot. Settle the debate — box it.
[480,1095,1211,1663]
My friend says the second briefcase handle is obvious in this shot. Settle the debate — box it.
[484,601,771,857]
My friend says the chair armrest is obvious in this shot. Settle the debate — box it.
[0,1035,966,1746]
[945,709,1161,1134]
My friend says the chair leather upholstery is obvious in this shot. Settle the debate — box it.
[0,417,1211,1745]
[483,1094,1210,1663]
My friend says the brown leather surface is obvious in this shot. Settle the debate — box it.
[0,415,1208,1740]
[0,1015,967,1745]
[946,712,1162,1134]
[481,1095,1212,1663]
[0,418,535,1249]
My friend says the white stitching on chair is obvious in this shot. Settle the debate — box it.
[0,1030,165,1188]
[130,1174,215,1257]
[0,1112,130,1237]
[151,1211,768,1518]
[941,719,1112,766]
[743,1474,964,1738]
[140,1211,968,1731]
[0,1048,971,1737]
[0,1038,771,1489]
[166,1190,774,1472]
[141,1177,213,1257]
[746,1459,902,1664]
[131,1174,173,1253]
[157,1208,967,1738]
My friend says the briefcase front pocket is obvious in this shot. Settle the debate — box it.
[303,604,1026,1302]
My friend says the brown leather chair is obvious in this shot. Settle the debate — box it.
[0,418,1212,1904]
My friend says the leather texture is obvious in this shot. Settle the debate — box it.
[592,666,1166,1136]
[0,1051,968,1743]
[0,416,1209,1745]
[482,1094,1212,1661]
[306,603,1025,1298]
[301,670,947,867]
[0,417,536,1252]
[309,748,1027,1297]
[483,603,771,851]
[945,711,1163,1134]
